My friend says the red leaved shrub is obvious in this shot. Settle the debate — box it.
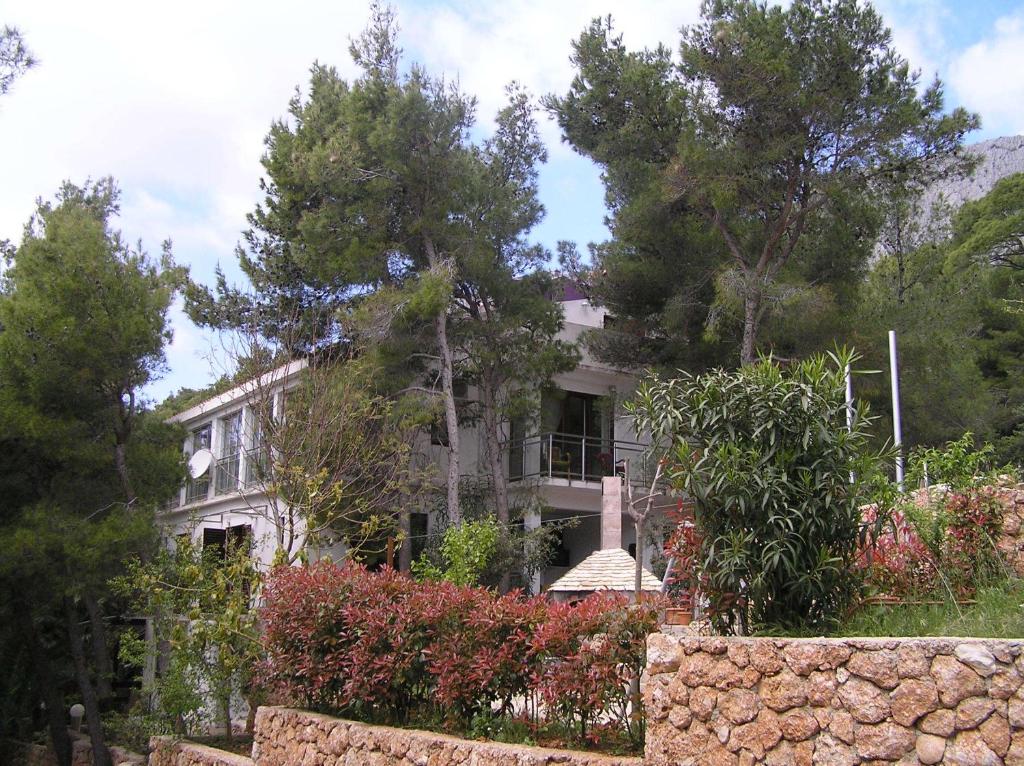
[532,593,658,743]
[857,488,1005,599]
[259,561,661,745]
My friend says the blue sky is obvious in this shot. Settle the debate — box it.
[1,0,1022,403]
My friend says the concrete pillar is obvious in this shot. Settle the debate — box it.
[601,476,623,550]
[524,506,542,594]
[398,509,412,573]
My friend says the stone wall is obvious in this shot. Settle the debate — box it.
[148,737,254,766]
[252,706,642,766]
[993,485,1024,578]
[645,633,1024,765]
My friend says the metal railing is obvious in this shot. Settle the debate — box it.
[171,446,270,508]
[185,477,210,504]
[502,431,653,485]
[214,453,241,495]
[244,447,270,487]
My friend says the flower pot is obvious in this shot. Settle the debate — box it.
[665,607,693,626]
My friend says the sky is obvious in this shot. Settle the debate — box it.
[1,0,1023,403]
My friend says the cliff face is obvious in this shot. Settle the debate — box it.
[923,134,1024,212]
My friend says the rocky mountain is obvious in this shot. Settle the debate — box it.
[922,134,1024,212]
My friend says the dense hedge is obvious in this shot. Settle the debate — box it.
[260,562,659,745]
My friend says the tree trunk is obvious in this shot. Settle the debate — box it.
[113,440,135,504]
[633,516,644,605]
[84,593,113,700]
[21,607,71,766]
[222,694,233,742]
[424,237,461,524]
[64,598,112,766]
[740,288,762,366]
[479,375,511,592]
[434,308,462,524]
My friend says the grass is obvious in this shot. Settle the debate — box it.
[837,578,1024,638]
[190,734,254,756]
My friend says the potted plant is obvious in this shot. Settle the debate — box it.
[664,588,693,625]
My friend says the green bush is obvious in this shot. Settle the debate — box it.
[630,350,885,634]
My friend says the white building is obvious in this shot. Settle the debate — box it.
[162,289,662,591]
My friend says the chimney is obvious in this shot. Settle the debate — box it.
[600,475,623,550]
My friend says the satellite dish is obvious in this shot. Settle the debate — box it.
[188,449,213,479]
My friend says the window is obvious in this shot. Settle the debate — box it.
[215,411,243,494]
[186,424,212,503]
[202,527,227,557]
[191,424,211,452]
[550,529,571,568]
[540,391,614,480]
[430,417,449,447]
[410,512,429,561]
[220,411,243,458]
[202,524,252,562]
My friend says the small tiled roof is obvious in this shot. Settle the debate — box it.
[547,548,663,593]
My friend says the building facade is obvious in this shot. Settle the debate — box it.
[162,292,662,591]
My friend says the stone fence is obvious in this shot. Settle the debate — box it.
[251,706,641,766]
[645,633,1024,765]
[149,738,254,766]
[994,484,1024,577]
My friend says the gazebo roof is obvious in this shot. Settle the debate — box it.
[547,547,663,593]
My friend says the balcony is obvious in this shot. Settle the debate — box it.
[185,477,211,504]
[244,447,270,487]
[214,453,241,495]
[504,432,652,485]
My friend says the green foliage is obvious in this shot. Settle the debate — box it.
[254,353,419,563]
[0,25,35,96]
[952,173,1024,271]
[548,0,976,368]
[0,179,183,761]
[839,579,1024,638]
[905,433,1009,491]
[114,532,262,741]
[415,478,568,593]
[186,6,576,529]
[630,350,885,634]
[412,518,501,587]
[860,436,1016,602]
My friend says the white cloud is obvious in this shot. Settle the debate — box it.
[875,0,951,85]
[3,0,1019,402]
[402,1,702,155]
[949,11,1024,135]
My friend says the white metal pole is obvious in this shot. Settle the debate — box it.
[845,363,854,483]
[889,330,905,491]
[845,364,854,430]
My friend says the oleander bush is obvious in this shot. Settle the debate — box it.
[629,350,887,634]
[260,561,660,749]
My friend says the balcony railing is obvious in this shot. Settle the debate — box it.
[245,447,270,487]
[215,453,241,495]
[185,477,211,504]
[503,432,652,485]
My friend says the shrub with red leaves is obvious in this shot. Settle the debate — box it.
[532,593,658,744]
[857,488,1005,599]
[259,561,660,746]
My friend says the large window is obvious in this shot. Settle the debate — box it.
[540,391,613,480]
[215,411,243,495]
[186,424,212,503]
